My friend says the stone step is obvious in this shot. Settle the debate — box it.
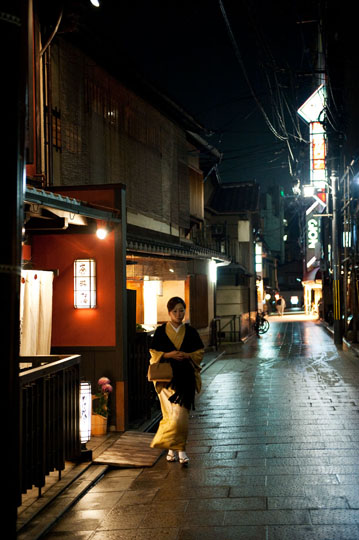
[17,463,108,540]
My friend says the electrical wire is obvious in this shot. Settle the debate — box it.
[40,7,63,57]
[217,0,317,187]
[218,0,289,143]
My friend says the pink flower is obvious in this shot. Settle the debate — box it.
[101,383,113,393]
[98,377,110,386]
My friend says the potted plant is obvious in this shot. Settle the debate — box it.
[91,377,113,436]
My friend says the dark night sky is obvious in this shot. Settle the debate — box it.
[79,0,320,191]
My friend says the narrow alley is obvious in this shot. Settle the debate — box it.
[44,317,359,540]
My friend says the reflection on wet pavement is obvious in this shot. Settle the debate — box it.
[46,318,359,540]
[194,318,359,538]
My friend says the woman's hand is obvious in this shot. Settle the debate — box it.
[163,351,190,361]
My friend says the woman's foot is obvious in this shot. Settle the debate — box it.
[166,450,177,462]
[178,451,189,464]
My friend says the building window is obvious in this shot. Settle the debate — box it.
[52,107,62,151]
[64,122,81,154]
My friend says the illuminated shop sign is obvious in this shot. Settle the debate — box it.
[307,218,319,249]
[298,85,328,189]
[297,84,326,124]
[255,243,262,273]
[310,122,327,187]
[306,216,320,269]
[74,258,97,309]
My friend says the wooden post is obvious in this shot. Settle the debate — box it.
[116,381,128,432]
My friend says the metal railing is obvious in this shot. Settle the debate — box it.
[211,315,241,347]
[211,313,255,348]
[19,355,81,505]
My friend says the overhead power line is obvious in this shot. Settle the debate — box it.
[218,0,288,143]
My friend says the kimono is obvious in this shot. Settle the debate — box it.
[149,322,204,451]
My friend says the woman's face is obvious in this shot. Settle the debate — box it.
[169,303,185,327]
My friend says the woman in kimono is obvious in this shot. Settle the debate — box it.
[149,296,204,464]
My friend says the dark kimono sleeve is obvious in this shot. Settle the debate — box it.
[150,324,172,352]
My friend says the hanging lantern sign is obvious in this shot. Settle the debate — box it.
[74,258,97,308]
[79,381,92,444]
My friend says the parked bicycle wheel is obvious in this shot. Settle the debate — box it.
[258,319,270,334]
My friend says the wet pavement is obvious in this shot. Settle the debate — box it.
[44,317,359,539]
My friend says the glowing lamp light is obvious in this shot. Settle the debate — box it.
[265,293,271,301]
[74,259,97,309]
[96,220,111,240]
[303,185,315,197]
[96,227,108,240]
[143,280,158,325]
[96,220,112,240]
[90,0,100,7]
[80,381,92,444]
[290,296,299,305]
[209,260,217,284]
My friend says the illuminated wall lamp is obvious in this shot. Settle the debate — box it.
[79,381,93,461]
[96,220,111,240]
[74,258,97,309]
[96,226,108,240]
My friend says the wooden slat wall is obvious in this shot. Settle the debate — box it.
[190,274,209,329]
[189,167,204,220]
[177,161,190,229]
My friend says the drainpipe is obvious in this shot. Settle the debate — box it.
[39,7,62,186]
[43,47,53,186]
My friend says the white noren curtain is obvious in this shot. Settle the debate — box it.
[20,270,54,356]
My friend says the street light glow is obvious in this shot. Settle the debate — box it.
[303,185,315,197]
[96,227,108,240]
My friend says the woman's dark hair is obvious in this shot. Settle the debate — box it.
[167,296,186,312]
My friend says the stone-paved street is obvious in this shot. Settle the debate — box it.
[45,318,359,539]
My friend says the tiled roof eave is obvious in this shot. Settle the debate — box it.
[127,237,230,263]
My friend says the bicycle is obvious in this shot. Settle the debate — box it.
[255,311,270,335]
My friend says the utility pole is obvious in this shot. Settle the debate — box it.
[331,170,342,344]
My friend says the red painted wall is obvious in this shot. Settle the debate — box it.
[31,232,116,347]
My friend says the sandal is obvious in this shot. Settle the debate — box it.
[178,453,189,464]
[166,451,177,462]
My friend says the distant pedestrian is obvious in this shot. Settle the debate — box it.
[149,297,204,465]
[311,301,318,317]
[276,295,286,316]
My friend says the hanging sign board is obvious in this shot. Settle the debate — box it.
[306,215,321,269]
